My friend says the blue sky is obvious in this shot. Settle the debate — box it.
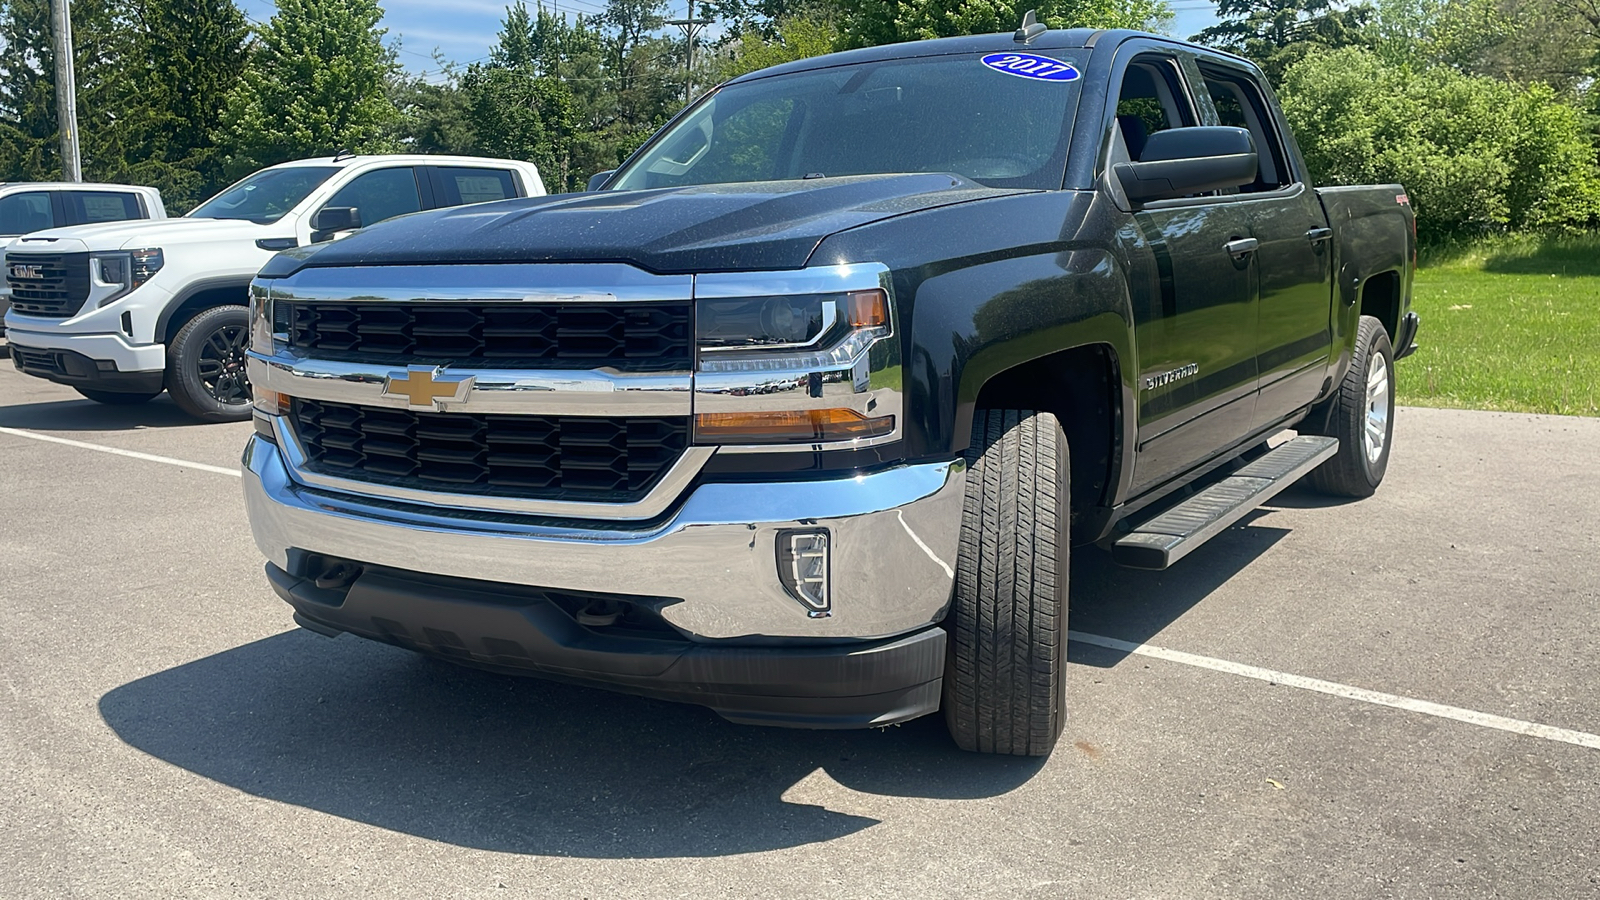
[239,1,1221,76]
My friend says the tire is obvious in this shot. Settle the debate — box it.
[1306,315,1395,498]
[165,306,253,423]
[75,388,161,405]
[942,409,1069,757]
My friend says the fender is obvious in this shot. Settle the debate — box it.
[154,276,253,344]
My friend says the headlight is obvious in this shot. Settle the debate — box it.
[692,276,901,447]
[248,279,286,418]
[91,248,163,307]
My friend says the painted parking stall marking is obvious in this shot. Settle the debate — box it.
[0,425,241,478]
[8,417,1596,753]
[1070,631,1600,751]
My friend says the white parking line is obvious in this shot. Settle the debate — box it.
[1070,630,1600,751]
[0,425,241,478]
[9,420,1595,751]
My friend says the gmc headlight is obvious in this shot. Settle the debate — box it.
[91,248,162,307]
[692,269,902,447]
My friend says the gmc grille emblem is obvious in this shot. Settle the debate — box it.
[9,264,43,280]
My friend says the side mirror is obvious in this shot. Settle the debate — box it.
[311,206,362,234]
[1115,126,1258,204]
[587,170,616,192]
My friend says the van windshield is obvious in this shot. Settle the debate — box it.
[190,167,340,223]
[609,52,1082,192]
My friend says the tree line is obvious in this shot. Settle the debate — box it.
[2,0,1597,241]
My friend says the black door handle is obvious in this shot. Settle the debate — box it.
[1224,237,1259,258]
[1306,227,1333,243]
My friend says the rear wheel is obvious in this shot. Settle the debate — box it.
[75,388,161,405]
[942,409,1069,757]
[1306,315,1395,498]
[165,306,253,423]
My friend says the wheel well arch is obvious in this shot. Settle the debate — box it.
[970,342,1123,541]
[158,280,251,345]
[1359,270,1402,342]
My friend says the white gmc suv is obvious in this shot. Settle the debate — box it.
[4,153,544,420]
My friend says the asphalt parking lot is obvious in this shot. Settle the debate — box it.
[2,357,1598,899]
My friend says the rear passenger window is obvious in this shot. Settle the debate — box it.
[0,192,55,235]
[66,191,142,224]
[322,167,423,227]
[432,168,518,206]
[1200,66,1293,191]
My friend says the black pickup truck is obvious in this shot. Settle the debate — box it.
[241,26,1416,756]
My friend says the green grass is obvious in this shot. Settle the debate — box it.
[1399,234,1600,417]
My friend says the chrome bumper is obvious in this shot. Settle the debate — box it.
[242,434,966,641]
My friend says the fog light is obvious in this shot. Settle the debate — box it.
[777,529,830,615]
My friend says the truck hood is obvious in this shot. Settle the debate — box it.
[11,216,275,253]
[282,174,1027,275]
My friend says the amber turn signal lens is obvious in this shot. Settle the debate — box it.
[846,289,888,328]
[253,389,287,417]
[695,408,895,444]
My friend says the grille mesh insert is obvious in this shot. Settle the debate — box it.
[285,301,692,371]
[291,399,690,502]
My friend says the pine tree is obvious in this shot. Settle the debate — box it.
[131,0,249,207]
[215,0,400,178]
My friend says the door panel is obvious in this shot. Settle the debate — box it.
[1130,200,1259,490]
[1251,188,1333,427]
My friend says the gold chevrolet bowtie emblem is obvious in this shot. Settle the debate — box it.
[382,366,474,410]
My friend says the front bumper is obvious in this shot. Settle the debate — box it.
[244,433,965,727]
[2,323,166,374]
[9,341,166,393]
[243,433,966,642]
[268,562,947,728]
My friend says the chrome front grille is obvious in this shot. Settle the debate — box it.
[290,398,691,503]
[282,301,692,371]
[7,252,91,317]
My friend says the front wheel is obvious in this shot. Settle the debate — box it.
[75,388,161,405]
[165,306,253,423]
[1306,315,1395,497]
[942,409,1069,757]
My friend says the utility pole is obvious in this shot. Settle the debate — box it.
[51,0,82,182]
[666,0,712,103]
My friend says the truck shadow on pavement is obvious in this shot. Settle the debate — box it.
[1067,509,1291,666]
[0,396,211,431]
[97,507,1297,855]
[98,629,1045,857]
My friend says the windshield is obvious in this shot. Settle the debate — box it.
[189,166,341,223]
[610,52,1083,192]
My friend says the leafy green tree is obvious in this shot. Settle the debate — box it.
[388,53,478,156]
[128,0,250,207]
[0,0,137,182]
[719,15,839,79]
[839,0,1170,48]
[1194,0,1373,84]
[215,0,400,177]
[1279,46,1600,240]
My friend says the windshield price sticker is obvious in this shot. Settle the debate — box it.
[980,53,1081,82]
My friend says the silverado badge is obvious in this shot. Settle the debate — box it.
[1142,363,1199,391]
[383,366,475,410]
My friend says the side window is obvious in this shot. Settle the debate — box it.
[0,191,55,236]
[65,191,142,225]
[431,167,518,207]
[1113,56,1197,162]
[322,167,423,227]
[1200,65,1293,191]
